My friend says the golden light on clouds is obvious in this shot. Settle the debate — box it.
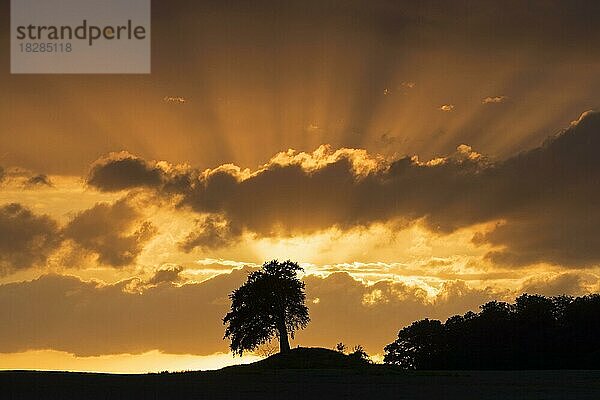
[482,96,508,104]
[163,96,187,104]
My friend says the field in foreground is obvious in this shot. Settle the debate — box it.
[2,349,600,399]
[3,369,600,399]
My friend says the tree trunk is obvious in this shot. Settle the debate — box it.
[278,322,291,353]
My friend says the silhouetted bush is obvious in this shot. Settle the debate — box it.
[348,345,371,364]
[384,294,600,369]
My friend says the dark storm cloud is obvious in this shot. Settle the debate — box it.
[0,270,503,356]
[64,198,157,267]
[0,204,61,275]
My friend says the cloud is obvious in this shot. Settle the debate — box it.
[482,95,508,104]
[179,215,242,252]
[24,174,53,188]
[85,111,600,267]
[470,111,600,266]
[0,168,53,188]
[163,96,187,104]
[0,204,61,275]
[439,104,455,111]
[0,270,507,357]
[520,272,599,297]
[91,144,454,240]
[146,265,184,285]
[0,272,244,356]
[87,152,165,192]
[63,198,157,267]
[0,194,159,274]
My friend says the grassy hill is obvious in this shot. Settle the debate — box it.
[225,347,372,370]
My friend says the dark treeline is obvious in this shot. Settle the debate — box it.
[384,294,600,369]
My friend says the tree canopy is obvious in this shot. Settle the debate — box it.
[223,260,310,355]
[384,294,600,369]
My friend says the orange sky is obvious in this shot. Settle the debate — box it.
[1,0,600,372]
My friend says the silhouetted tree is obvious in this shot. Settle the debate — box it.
[335,342,346,353]
[224,260,310,355]
[384,294,600,370]
[383,319,444,369]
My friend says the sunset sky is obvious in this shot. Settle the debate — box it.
[1,0,600,372]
